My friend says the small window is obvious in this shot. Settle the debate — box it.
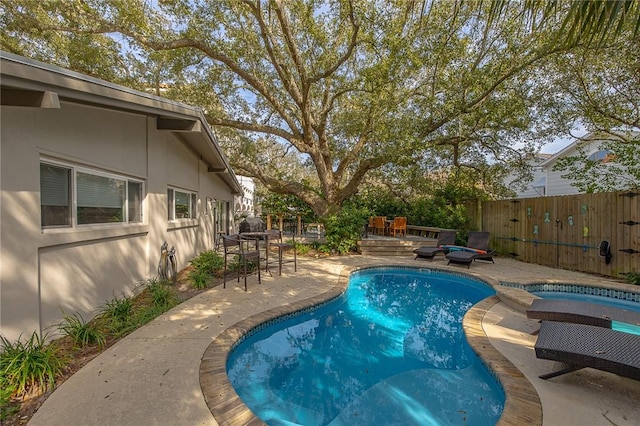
[168,188,197,220]
[588,150,615,163]
[128,181,143,223]
[40,163,72,227]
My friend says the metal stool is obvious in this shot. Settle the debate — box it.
[222,234,261,291]
[265,229,297,275]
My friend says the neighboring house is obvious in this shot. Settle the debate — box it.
[540,131,638,196]
[505,153,551,198]
[0,52,242,343]
[507,132,637,198]
[235,175,256,218]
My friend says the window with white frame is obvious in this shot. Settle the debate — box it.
[167,188,197,220]
[40,161,144,228]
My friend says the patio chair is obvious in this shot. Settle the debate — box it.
[534,320,640,380]
[372,216,386,235]
[222,234,261,291]
[367,216,375,235]
[445,231,495,268]
[527,298,640,329]
[266,229,297,275]
[413,230,457,260]
[390,217,407,237]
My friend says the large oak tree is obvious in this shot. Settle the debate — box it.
[3,1,634,216]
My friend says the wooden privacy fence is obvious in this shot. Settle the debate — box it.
[465,191,639,279]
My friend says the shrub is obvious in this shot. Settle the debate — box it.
[145,278,177,309]
[189,269,209,289]
[56,312,107,350]
[296,242,312,256]
[0,374,18,420]
[324,205,368,254]
[189,250,223,275]
[100,294,133,323]
[0,332,64,398]
[188,250,224,288]
[99,294,134,334]
[624,272,640,286]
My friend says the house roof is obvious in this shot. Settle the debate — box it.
[540,131,639,168]
[0,51,242,195]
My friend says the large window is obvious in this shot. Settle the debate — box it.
[40,161,144,228]
[168,188,197,220]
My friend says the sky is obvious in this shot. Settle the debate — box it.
[541,136,574,154]
[540,124,589,154]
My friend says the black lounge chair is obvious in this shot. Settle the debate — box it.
[445,231,495,268]
[413,230,457,260]
[527,298,640,329]
[535,321,640,380]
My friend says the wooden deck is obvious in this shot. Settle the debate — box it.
[357,234,437,256]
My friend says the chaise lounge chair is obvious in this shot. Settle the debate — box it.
[534,321,640,380]
[527,298,640,329]
[445,231,495,268]
[413,230,457,260]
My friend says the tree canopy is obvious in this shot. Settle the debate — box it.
[1,1,638,217]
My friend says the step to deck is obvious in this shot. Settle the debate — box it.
[357,238,436,256]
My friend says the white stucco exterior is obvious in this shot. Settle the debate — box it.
[234,175,257,218]
[1,52,242,342]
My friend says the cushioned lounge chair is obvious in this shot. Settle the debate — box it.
[527,298,640,329]
[535,321,640,380]
[445,231,495,268]
[413,230,457,260]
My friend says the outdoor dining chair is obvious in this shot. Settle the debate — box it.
[372,216,386,235]
[390,217,407,237]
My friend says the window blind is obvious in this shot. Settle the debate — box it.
[77,172,124,208]
[40,164,70,206]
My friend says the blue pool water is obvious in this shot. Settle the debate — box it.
[227,268,505,425]
[531,291,640,313]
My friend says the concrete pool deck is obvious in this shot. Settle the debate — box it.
[28,255,640,426]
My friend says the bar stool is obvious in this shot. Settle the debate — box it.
[222,234,261,291]
[266,229,297,275]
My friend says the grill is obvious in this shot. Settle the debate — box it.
[239,217,266,233]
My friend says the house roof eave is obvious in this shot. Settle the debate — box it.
[0,51,242,195]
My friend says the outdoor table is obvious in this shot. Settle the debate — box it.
[385,219,393,236]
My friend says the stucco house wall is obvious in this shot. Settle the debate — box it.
[1,52,242,342]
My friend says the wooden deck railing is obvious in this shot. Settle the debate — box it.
[405,225,443,238]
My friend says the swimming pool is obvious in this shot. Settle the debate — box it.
[531,291,640,313]
[226,267,504,425]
